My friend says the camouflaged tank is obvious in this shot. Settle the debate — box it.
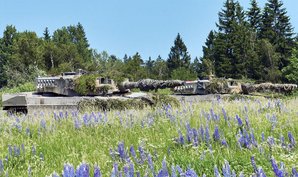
[2,70,184,114]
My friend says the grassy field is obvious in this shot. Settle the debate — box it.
[0,96,297,176]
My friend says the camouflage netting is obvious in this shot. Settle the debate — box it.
[78,94,180,111]
[205,79,233,94]
[241,83,297,94]
[119,79,184,92]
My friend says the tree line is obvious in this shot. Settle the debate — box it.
[0,0,298,89]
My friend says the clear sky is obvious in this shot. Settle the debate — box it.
[0,0,297,61]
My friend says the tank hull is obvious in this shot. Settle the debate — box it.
[2,92,146,114]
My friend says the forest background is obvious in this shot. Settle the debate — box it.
[0,0,298,89]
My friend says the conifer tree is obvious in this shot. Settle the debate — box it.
[247,0,262,33]
[167,33,191,72]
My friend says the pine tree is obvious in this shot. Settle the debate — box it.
[167,33,191,72]
[247,0,262,32]
[43,27,51,41]
[260,0,294,70]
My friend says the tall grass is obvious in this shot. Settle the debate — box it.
[0,97,297,176]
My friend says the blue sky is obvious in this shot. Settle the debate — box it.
[0,0,297,61]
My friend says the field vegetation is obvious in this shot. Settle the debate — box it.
[0,96,297,176]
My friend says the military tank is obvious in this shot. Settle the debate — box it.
[2,70,184,114]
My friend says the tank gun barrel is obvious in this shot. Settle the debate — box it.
[119,79,184,92]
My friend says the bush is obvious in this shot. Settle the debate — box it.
[74,74,100,95]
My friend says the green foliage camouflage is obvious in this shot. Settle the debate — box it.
[78,94,180,111]
[74,74,99,95]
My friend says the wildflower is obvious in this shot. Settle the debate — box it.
[32,145,36,155]
[129,163,134,177]
[222,160,231,177]
[288,131,296,148]
[138,146,146,164]
[261,132,265,142]
[222,108,228,122]
[14,146,20,156]
[239,172,244,177]
[26,127,31,136]
[205,126,210,144]
[178,130,185,145]
[236,115,243,127]
[214,166,220,177]
[8,145,12,156]
[123,166,129,177]
[76,163,89,177]
[118,142,126,160]
[136,172,140,177]
[111,163,118,177]
[267,136,275,147]
[292,168,298,177]
[40,119,46,129]
[94,165,101,177]
[250,156,257,173]
[74,118,81,129]
[258,167,267,177]
[271,158,283,177]
[147,153,155,176]
[199,125,204,142]
[192,128,199,146]
[0,160,3,174]
[171,165,177,177]
[213,126,220,142]
[185,168,198,177]
[28,166,32,177]
[110,148,115,160]
[130,146,136,159]
[280,134,286,148]
[176,165,184,176]
[221,139,228,147]
[157,159,169,177]
[186,123,193,143]
[63,163,75,177]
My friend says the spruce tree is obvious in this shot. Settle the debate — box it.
[167,33,191,72]
[247,0,262,33]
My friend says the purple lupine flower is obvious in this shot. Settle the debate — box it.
[222,160,231,177]
[176,165,184,176]
[40,119,46,129]
[0,159,3,173]
[26,127,31,136]
[157,159,169,177]
[222,108,228,122]
[82,113,91,126]
[148,153,155,176]
[93,165,101,177]
[288,131,296,148]
[267,136,275,146]
[136,172,140,177]
[213,126,220,141]
[221,139,228,147]
[21,144,25,154]
[185,168,198,177]
[214,166,220,177]
[239,172,244,177]
[130,146,136,159]
[280,135,286,148]
[118,142,126,160]
[76,163,89,177]
[178,130,185,145]
[110,148,115,160]
[271,158,282,177]
[202,174,206,177]
[258,167,267,177]
[74,118,81,129]
[8,145,12,156]
[192,128,199,146]
[138,146,146,164]
[186,123,193,143]
[199,126,204,142]
[129,163,134,177]
[236,115,243,127]
[250,131,258,147]
[32,145,36,155]
[14,146,20,156]
[245,115,250,129]
[111,163,118,177]
[63,163,75,177]
[250,156,258,173]
[205,126,210,144]
[292,168,298,177]
[171,165,177,177]
[261,132,265,142]
[123,166,129,177]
